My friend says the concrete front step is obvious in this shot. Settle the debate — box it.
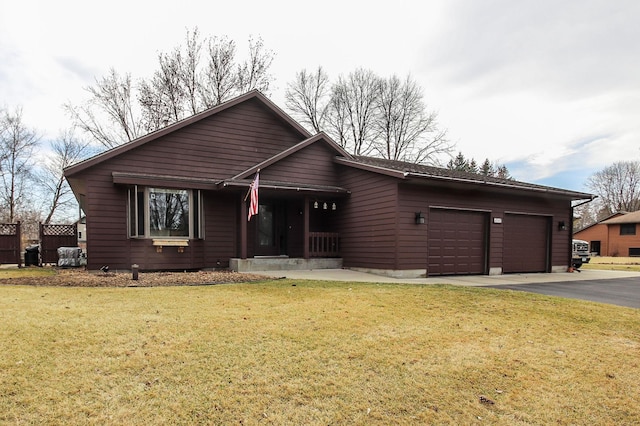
[230,257,342,272]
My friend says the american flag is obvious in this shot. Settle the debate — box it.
[247,171,259,221]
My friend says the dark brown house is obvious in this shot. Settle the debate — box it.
[64,91,593,277]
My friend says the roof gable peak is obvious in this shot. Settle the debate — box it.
[64,90,311,177]
[232,132,353,180]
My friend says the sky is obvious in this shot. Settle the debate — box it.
[1,0,638,193]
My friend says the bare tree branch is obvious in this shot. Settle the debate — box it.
[200,36,238,108]
[35,128,93,223]
[236,36,274,95]
[330,68,381,156]
[0,107,40,222]
[65,68,141,148]
[587,161,640,213]
[374,74,452,165]
[285,66,331,133]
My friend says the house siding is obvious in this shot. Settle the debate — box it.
[79,99,305,271]
[574,216,640,257]
[607,224,640,257]
[574,223,610,255]
[338,168,399,270]
[397,183,572,274]
[67,92,585,274]
[108,99,304,181]
[261,143,342,187]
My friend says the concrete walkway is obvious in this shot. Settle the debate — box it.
[253,268,640,286]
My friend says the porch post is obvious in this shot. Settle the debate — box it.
[303,196,310,259]
[240,193,248,259]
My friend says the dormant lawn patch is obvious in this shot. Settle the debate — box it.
[1,280,638,424]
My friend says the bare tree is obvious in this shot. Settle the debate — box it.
[0,107,40,222]
[374,75,451,164]
[68,30,276,148]
[35,129,93,223]
[330,68,381,156]
[285,68,452,164]
[285,66,331,133]
[200,36,239,108]
[139,49,186,132]
[587,160,640,213]
[65,68,141,148]
[181,28,202,116]
[573,200,599,231]
[236,36,274,94]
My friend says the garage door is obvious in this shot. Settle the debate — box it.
[428,209,488,276]
[503,214,549,273]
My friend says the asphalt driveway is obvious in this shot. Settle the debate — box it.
[256,268,640,309]
[484,276,640,309]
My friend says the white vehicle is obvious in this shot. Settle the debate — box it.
[572,239,591,269]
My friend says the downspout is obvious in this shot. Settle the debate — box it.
[569,196,596,269]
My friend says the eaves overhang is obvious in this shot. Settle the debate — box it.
[112,172,220,190]
[403,172,595,201]
[334,157,408,179]
[335,156,594,201]
[219,179,350,196]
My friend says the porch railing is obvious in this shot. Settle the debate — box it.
[309,232,340,258]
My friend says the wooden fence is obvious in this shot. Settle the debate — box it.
[0,222,21,266]
[40,223,78,265]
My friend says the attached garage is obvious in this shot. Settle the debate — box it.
[503,213,550,273]
[427,208,488,276]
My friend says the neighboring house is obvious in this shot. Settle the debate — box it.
[64,91,593,276]
[575,211,640,257]
[76,216,87,251]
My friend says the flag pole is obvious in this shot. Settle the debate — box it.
[244,168,260,202]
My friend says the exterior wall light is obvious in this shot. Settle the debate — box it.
[415,211,425,225]
[558,221,567,231]
[314,201,319,209]
[323,202,328,210]
[332,202,337,211]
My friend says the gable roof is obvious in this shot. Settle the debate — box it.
[602,210,640,224]
[216,132,352,195]
[64,90,312,177]
[336,156,594,200]
[574,212,626,233]
[230,132,352,180]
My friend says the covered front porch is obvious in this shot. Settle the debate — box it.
[223,177,348,272]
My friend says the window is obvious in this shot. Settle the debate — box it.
[620,224,636,236]
[149,188,189,237]
[128,186,202,239]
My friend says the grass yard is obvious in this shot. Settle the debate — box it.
[0,267,56,279]
[582,256,640,272]
[1,280,639,425]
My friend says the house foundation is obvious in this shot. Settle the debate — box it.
[230,257,343,272]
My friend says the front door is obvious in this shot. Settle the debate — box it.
[255,201,287,256]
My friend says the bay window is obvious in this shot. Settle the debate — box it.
[128,186,202,239]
